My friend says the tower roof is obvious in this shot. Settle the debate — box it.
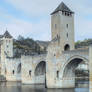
[51,2,74,15]
[3,30,12,38]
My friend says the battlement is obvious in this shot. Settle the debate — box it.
[62,48,89,54]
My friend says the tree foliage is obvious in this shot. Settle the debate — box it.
[13,36,47,57]
[75,39,92,48]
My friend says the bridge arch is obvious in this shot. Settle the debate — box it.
[62,55,89,78]
[34,61,46,85]
[17,63,21,74]
[34,61,46,76]
[60,55,89,88]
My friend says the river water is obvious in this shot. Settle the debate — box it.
[0,82,89,92]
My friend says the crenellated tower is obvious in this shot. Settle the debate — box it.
[51,2,75,51]
[1,30,13,76]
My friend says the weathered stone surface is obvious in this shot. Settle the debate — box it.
[21,54,46,84]
[0,75,6,81]
[89,45,92,92]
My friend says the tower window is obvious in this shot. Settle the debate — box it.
[57,34,58,38]
[54,54,56,56]
[67,13,69,16]
[65,12,67,16]
[9,40,11,43]
[5,68,7,74]
[7,51,9,54]
[57,71,59,78]
[67,33,68,38]
[29,70,31,76]
[70,12,72,16]
[7,45,9,48]
[55,24,57,29]
[66,24,68,28]
[62,11,71,16]
[12,70,15,75]
[62,11,64,15]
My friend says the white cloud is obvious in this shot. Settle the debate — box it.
[5,0,92,16]
[0,0,92,41]
[5,0,61,16]
[75,17,92,41]
[0,17,51,41]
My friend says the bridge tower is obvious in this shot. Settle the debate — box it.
[51,2,75,51]
[1,30,13,76]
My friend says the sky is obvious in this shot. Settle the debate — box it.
[0,0,92,41]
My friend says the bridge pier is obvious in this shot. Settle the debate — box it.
[89,45,92,92]
[61,78,75,88]
[46,75,75,88]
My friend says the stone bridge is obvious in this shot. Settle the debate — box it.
[21,54,47,84]
[21,46,90,88]
[5,58,21,81]
[46,45,89,88]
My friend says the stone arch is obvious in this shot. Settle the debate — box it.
[34,61,46,76]
[17,63,21,74]
[62,55,89,78]
[64,44,70,51]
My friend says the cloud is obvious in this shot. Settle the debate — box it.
[5,0,60,16]
[0,0,92,41]
[75,17,92,41]
[0,16,51,41]
[5,0,92,16]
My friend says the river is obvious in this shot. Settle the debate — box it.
[0,82,89,92]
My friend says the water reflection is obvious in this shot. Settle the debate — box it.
[0,82,89,92]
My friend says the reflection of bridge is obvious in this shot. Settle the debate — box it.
[63,77,89,79]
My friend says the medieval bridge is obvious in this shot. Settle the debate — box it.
[20,1,90,86]
[0,2,92,89]
[21,47,89,88]
[21,54,47,84]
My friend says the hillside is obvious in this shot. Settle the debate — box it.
[75,39,92,49]
[13,36,49,57]
[13,35,92,57]
[36,40,50,51]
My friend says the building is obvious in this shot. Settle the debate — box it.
[0,2,91,89]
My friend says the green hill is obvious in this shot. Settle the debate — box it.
[75,39,92,49]
[13,35,48,57]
